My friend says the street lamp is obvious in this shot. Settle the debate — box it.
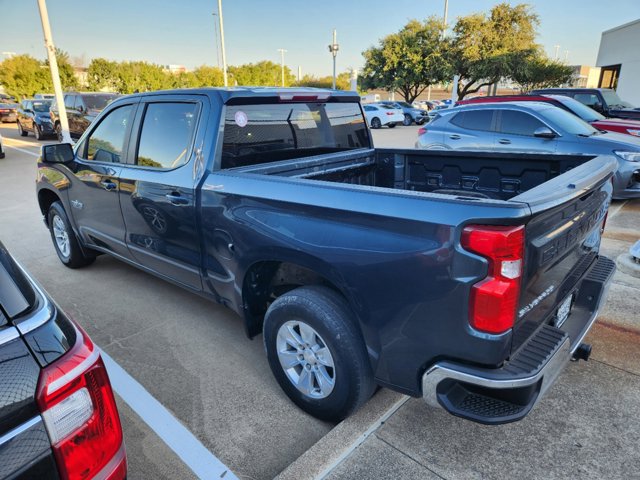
[328,29,339,89]
[277,48,287,87]
[217,0,228,87]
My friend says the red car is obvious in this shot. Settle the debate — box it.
[457,94,640,138]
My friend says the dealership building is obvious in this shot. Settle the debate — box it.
[596,18,640,106]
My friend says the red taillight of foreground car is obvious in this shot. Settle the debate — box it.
[461,225,525,334]
[418,127,427,135]
[36,325,126,480]
[386,111,395,116]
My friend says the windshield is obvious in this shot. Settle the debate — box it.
[550,96,605,122]
[32,101,51,113]
[222,102,369,169]
[84,95,118,111]
[540,106,599,136]
[601,90,634,109]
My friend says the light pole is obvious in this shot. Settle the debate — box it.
[564,50,570,63]
[553,44,560,61]
[212,12,221,68]
[328,29,339,89]
[36,0,72,143]
[277,48,287,87]
[217,0,228,87]
[442,0,449,40]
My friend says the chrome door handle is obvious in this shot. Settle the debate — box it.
[165,193,189,205]
[449,134,461,140]
[498,139,511,144]
[100,180,117,191]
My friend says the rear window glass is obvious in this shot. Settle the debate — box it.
[221,102,369,169]
[450,110,493,131]
[83,95,117,111]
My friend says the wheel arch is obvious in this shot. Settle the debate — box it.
[37,188,62,225]
[240,258,361,339]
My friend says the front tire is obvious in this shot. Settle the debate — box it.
[388,123,396,128]
[34,124,42,140]
[370,117,381,129]
[264,286,375,422]
[55,123,63,142]
[17,121,28,137]
[47,202,95,268]
[403,114,413,126]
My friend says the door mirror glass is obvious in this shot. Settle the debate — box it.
[533,127,556,139]
[42,143,74,163]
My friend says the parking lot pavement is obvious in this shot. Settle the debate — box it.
[0,123,333,479]
[370,123,423,148]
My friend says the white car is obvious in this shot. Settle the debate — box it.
[363,104,404,129]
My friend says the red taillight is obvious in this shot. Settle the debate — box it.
[418,127,427,135]
[461,225,525,334]
[36,324,126,480]
[385,111,394,116]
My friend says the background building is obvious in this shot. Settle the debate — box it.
[596,18,640,106]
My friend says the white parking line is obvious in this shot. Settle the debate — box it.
[100,350,238,480]
[3,144,40,157]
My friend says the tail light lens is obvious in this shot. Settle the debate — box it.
[386,111,394,116]
[461,225,525,334]
[36,324,126,480]
[418,127,427,135]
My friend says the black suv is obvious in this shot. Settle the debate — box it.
[17,99,54,140]
[0,241,126,479]
[50,92,120,141]
[531,88,640,120]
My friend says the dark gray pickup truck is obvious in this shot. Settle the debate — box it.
[36,88,616,424]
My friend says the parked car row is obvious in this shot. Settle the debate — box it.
[13,92,120,142]
[362,101,428,128]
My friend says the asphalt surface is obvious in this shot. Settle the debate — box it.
[2,120,638,480]
[0,123,332,480]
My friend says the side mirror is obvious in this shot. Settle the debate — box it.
[42,143,74,163]
[533,127,557,139]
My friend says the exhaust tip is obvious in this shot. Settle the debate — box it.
[572,343,592,361]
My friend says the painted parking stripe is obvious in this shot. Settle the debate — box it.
[100,350,238,480]
[3,144,40,157]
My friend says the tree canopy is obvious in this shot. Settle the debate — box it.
[296,72,352,90]
[446,3,540,99]
[229,60,295,87]
[0,52,77,100]
[361,18,449,103]
[510,51,574,92]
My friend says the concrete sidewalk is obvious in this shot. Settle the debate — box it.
[280,199,640,480]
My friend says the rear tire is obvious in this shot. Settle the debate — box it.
[403,114,413,126]
[263,286,375,422]
[370,117,381,129]
[18,121,28,137]
[388,123,396,128]
[47,202,96,268]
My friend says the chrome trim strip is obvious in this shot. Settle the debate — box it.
[0,326,20,346]
[12,261,54,335]
[0,416,42,447]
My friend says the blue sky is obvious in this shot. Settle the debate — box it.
[1,0,638,76]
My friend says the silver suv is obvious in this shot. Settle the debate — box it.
[416,102,640,199]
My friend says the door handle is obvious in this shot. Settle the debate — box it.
[449,134,461,140]
[100,180,117,191]
[498,139,511,145]
[165,193,189,205]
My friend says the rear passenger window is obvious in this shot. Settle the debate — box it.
[83,105,134,163]
[450,110,493,131]
[64,95,75,110]
[499,111,545,136]
[135,103,198,169]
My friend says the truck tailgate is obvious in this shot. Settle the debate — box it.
[511,155,617,353]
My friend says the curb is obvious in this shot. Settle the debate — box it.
[275,389,409,480]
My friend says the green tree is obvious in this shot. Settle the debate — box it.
[511,51,574,92]
[360,18,449,103]
[229,61,295,86]
[87,58,119,91]
[115,61,172,94]
[447,3,539,99]
[189,65,224,87]
[296,72,352,90]
[0,55,51,100]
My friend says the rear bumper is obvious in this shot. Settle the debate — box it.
[421,255,615,424]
